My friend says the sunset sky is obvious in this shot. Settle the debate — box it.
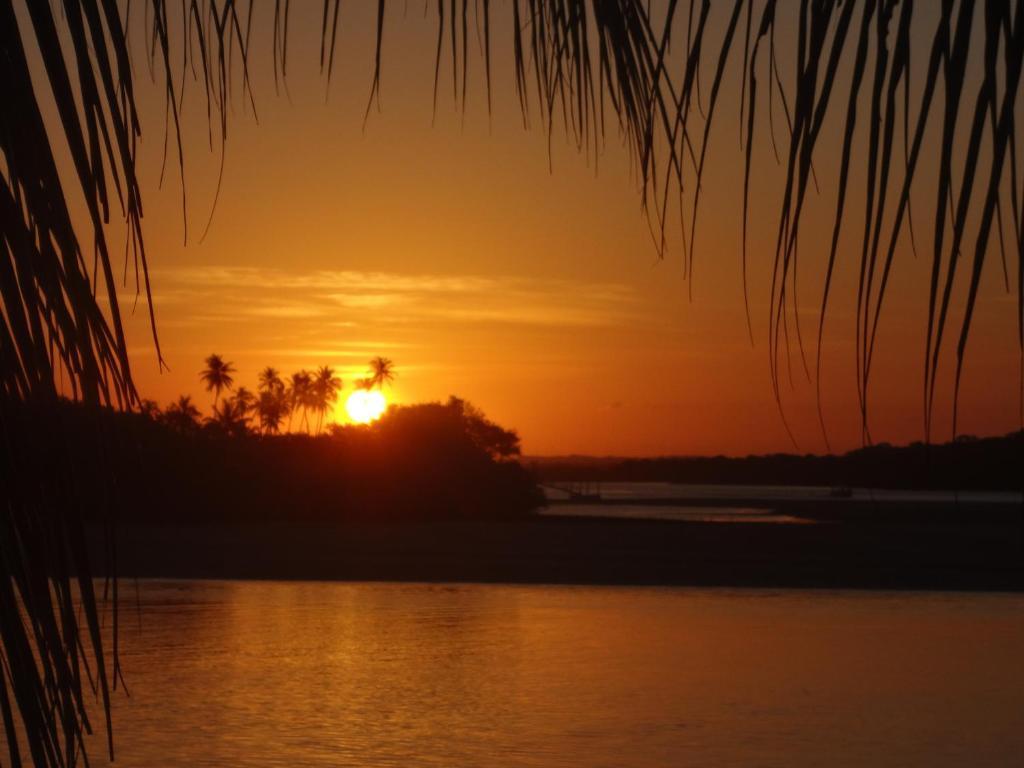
[59,2,1021,456]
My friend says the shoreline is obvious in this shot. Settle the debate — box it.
[96,512,1024,592]
[542,490,1024,521]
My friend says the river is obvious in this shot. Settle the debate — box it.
[61,580,1024,766]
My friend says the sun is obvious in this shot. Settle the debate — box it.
[345,390,387,424]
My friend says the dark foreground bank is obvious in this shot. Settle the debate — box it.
[96,512,1024,591]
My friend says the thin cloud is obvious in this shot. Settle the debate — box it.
[245,304,331,319]
[160,267,496,294]
[150,265,638,329]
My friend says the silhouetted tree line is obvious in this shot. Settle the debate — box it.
[532,432,1024,492]
[43,395,542,526]
[185,354,395,436]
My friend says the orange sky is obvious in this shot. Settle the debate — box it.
[43,2,1022,456]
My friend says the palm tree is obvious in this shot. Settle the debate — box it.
[367,357,396,390]
[257,367,289,434]
[312,366,343,433]
[232,386,256,417]
[208,398,251,437]
[287,370,314,433]
[258,366,285,396]
[200,354,236,409]
[257,389,288,435]
[162,395,203,435]
[5,4,1022,766]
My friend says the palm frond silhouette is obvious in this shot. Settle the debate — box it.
[368,357,397,390]
[313,366,343,433]
[200,354,237,408]
[287,370,315,433]
[2,2,1021,765]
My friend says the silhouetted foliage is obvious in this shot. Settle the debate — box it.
[200,354,236,408]
[287,370,314,433]
[368,357,396,390]
[532,431,1024,492]
[312,366,343,434]
[208,394,252,438]
[256,390,288,435]
[50,396,541,528]
[162,395,203,436]
[256,367,288,434]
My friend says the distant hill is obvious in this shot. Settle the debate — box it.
[524,455,627,469]
[526,432,1024,491]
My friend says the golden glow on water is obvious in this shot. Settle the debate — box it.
[345,390,387,423]
[79,581,1024,767]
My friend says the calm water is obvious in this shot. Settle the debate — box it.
[69,581,1023,767]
